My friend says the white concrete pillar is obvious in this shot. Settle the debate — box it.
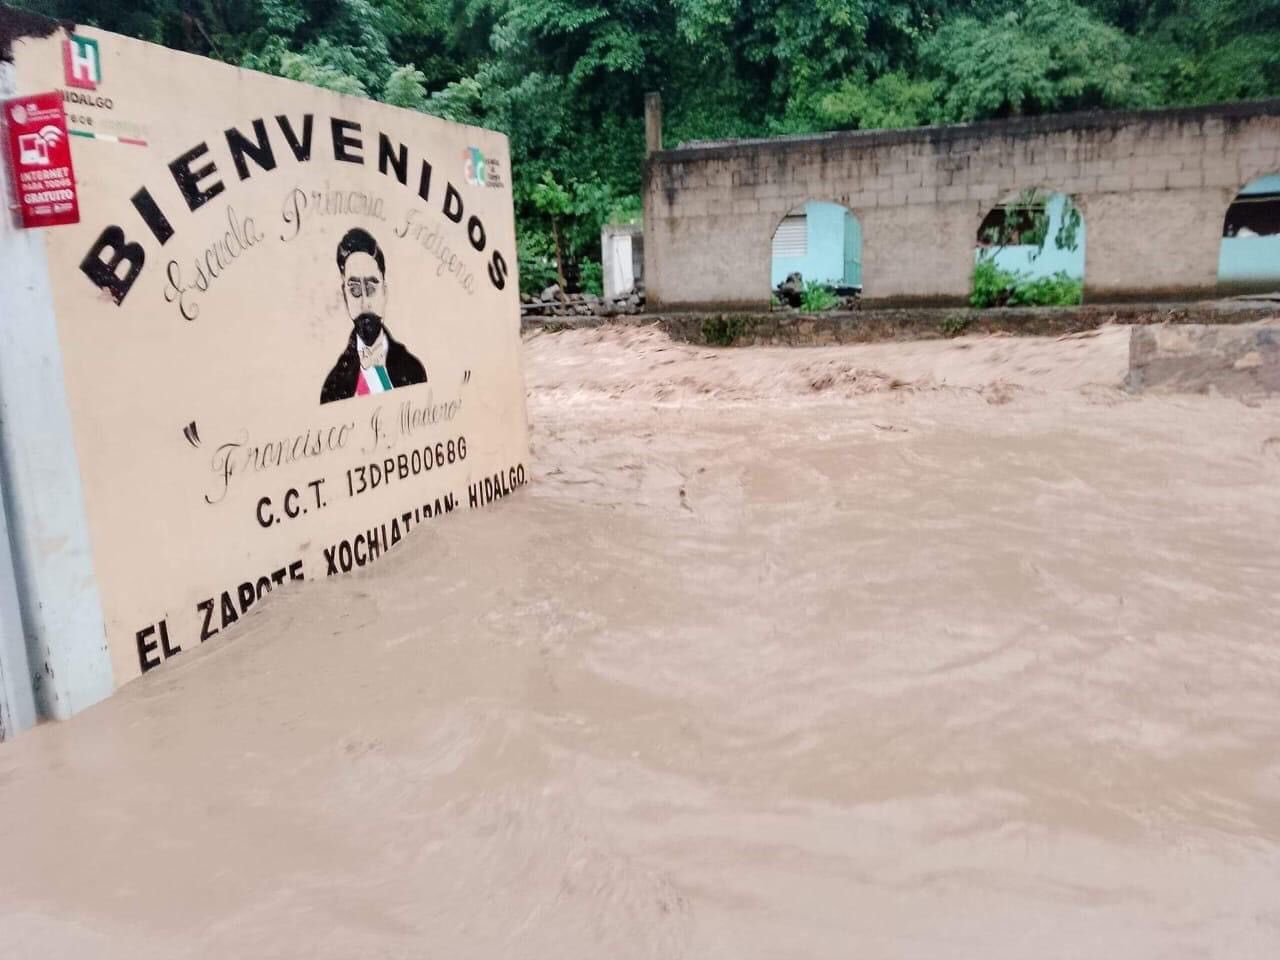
[0,489,36,739]
[601,227,636,300]
[0,62,113,725]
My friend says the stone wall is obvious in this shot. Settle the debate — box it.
[522,300,1278,346]
[644,101,1280,309]
[1128,322,1280,396]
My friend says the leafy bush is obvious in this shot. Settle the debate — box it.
[1008,272,1084,307]
[940,314,971,337]
[578,260,604,297]
[971,257,1083,308]
[970,257,1019,308]
[517,230,559,297]
[800,281,839,312]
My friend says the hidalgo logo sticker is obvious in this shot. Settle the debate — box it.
[63,34,102,90]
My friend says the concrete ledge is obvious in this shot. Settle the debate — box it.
[1127,322,1280,396]
[654,98,1280,165]
[524,300,1280,347]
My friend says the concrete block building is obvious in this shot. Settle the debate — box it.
[643,100,1280,309]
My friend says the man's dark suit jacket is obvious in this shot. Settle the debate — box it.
[320,329,427,404]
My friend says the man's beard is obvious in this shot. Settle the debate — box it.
[353,312,383,345]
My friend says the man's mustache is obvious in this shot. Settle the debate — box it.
[355,311,382,325]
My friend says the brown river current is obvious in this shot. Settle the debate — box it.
[2,324,1279,958]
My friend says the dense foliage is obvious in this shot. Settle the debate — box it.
[800,280,840,312]
[18,0,1280,293]
[970,258,1084,308]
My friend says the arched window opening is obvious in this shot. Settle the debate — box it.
[770,201,861,311]
[1218,174,1280,295]
[972,189,1085,308]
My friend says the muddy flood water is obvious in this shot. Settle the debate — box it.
[2,324,1279,958]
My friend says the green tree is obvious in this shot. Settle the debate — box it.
[814,71,940,130]
[926,0,1151,120]
[382,63,429,108]
[1130,0,1280,104]
[530,171,573,293]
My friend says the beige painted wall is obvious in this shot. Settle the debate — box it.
[644,104,1280,308]
[7,25,528,687]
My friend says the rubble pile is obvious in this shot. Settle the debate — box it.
[773,271,861,311]
[520,283,646,318]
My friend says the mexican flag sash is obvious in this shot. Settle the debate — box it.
[356,365,392,395]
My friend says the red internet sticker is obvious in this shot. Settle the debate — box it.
[4,91,80,229]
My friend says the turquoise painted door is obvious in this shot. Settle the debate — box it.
[843,213,862,287]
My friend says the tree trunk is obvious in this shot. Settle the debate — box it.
[551,218,568,297]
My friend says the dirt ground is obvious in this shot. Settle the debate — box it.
[2,323,1279,958]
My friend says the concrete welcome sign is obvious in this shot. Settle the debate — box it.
[0,17,528,730]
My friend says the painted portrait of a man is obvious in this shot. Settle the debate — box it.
[320,228,427,404]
